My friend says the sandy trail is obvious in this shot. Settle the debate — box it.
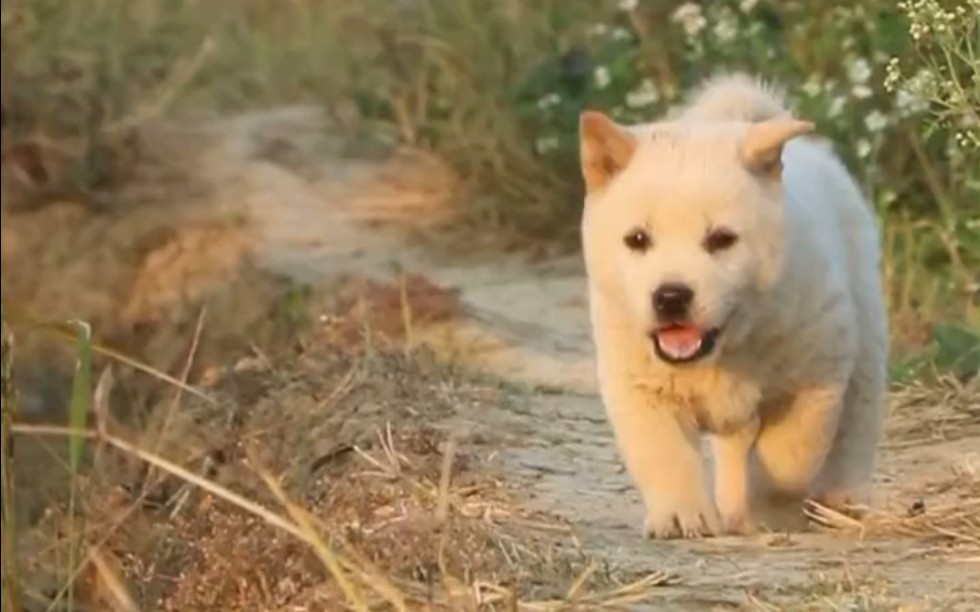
[190,107,979,609]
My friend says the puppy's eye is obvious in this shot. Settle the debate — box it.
[623,228,652,252]
[704,227,739,253]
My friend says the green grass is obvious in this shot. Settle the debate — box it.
[0,316,95,611]
[1,317,20,612]
[64,321,92,611]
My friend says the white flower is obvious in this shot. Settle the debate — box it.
[803,77,823,98]
[895,88,928,115]
[864,110,888,132]
[586,23,610,38]
[618,0,639,11]
[846,57,872,84]
[594,66,612,90]
[611,27,633,41]
[625,79,660,108]
[739,0,759,13]
[851,84,873,99]
[884,57,903,92]
[672,3,707,38]
[712,11,738,44]
[828,96,847,118]
[536,93,561,110]
[535,135,560,155]
[856,139,873,158]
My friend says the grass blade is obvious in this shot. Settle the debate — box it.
[1,317,22,612]
[2,308,214,404]
[66,320,93,612]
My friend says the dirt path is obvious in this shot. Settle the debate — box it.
[151,107,980,609]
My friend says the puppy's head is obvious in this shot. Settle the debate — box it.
[579,111,813,366]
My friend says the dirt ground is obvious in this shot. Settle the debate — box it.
[2,107,978,610]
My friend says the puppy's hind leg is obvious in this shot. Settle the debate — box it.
[752,385,847,499]
[811,358,887,512]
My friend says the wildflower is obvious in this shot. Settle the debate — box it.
[828,96,846,118]
[536,93,561,110]
[626,79,660,108]
[712,10,738,44]
[851,85,873,99]
[586,23,610,38]
[672,3,707,38]
[884,57,903,92]
[611,27,633,41]
[895,88,928,116]
[864,110,888,132]
[618,0,638,11]
[846,58,872,85]
[856,139,873,158]
[739,0,759,13]
[803,78,823,98]
[594,66,612,90]
[535,135,561,155]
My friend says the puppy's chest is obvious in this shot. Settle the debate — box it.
[643,368,761,434]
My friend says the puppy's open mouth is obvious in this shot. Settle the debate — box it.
[650,324,720,364]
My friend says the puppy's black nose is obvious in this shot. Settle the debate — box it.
[653,283,694,320]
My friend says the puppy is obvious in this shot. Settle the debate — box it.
[579,73,888,537]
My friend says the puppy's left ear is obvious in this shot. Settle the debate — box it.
[580,111,637,193]
[741,119,815,178]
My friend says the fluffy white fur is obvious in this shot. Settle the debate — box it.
[579,73,888,538]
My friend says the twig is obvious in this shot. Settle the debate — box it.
[144,305,207,493]
[103,37,218,134]
[435,435,457,525]
[88,547,139,612]
[254,464,369,612]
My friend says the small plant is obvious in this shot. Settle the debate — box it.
[64,321,93,611]
[883,0,980,377]
[1,316,20,612]
[886,0,980,151]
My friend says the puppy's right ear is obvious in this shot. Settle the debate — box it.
[580,111,637,193]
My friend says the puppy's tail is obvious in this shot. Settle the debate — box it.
[675,73,790,123]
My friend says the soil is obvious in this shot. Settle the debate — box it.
[2,106,978,610]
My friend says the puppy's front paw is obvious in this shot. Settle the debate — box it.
[643,494,720,539]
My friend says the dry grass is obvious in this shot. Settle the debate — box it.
[885,375,980,446]
[805,377,980,551]
[327,275,464,349]
[6,312,677,611]
[806,491,980,550]
[11,423,674,610]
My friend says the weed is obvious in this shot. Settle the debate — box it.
[1,315,20,612]
[64,321,92,611]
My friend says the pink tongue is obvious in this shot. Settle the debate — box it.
[657,326,703,359]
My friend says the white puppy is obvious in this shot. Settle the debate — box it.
[579,73,888,537]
